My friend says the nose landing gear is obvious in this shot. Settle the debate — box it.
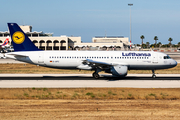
[152,70,156,78]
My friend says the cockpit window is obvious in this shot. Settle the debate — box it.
[164,55,171,59]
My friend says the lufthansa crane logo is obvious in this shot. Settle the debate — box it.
[12,31,25,44]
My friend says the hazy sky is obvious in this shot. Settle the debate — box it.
[1,0,180,44]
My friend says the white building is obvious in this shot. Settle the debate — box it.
[0,25,130,51]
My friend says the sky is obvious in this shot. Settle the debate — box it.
[0,0,180,44]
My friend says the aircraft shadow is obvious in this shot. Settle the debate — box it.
[0,76,180,81]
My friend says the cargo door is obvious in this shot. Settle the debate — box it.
[38,52,44,64]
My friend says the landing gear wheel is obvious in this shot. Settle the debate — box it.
[152,70,156,79]
[93,72,100,79]
[152,74,156,79]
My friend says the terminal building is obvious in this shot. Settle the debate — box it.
[0,25,130,51]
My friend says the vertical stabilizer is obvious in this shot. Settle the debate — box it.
[7,23,41,51]
[2,36,9,46]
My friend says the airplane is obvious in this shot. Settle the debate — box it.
[1,36,10,48]
[0,36,14,53]
[5,23,177,79]
[0,36,10,49]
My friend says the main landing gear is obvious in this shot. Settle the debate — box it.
[93,72,99,79]
[92,68,101,79]
[152,70,156,78]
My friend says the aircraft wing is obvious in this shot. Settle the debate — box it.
[82,59,128,69]
[84,59,112,65]
[82,59,115,69]
[5,53,28,59]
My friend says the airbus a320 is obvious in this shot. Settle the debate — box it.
[5,23,177,79]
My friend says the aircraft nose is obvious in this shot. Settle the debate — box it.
[171,59,177,67]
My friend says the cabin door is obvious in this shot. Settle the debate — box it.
[152,53,158,63]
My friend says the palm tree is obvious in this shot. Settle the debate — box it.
[168,37,173,47]
[154,36,158,47]
[140,35,145,48]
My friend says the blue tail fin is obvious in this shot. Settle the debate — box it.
[8,23,41,52]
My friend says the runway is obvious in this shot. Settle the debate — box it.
[0,74,180,88]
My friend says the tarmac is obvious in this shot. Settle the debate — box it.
[0,52,180,88]
[0,74,180,88]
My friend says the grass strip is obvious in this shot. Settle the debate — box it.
[1,88,180,100]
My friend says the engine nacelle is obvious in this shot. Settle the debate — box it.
[111,65,128,77]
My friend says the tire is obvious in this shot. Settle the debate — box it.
[152,75,156,79]
[93,73,99,79]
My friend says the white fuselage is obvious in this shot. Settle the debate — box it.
[6,50,177,70]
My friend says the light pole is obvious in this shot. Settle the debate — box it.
[128,3,133,50]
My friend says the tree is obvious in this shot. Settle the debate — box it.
[178,42,180,47]
[146,42,150,48]
[154,36,158,47]
[140,35,145,48]
[157,42,162,48]
[168,37,173,47]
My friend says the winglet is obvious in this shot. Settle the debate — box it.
[7,23,41,51]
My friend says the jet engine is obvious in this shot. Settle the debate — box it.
[110,65,128,77]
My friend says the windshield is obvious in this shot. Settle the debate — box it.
[164,55,171,59]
